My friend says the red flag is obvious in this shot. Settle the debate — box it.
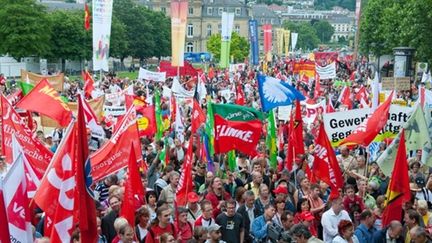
[382,129,410,227]
[1,95,52,177]
[285,112,295,171]
[293,100,305,156]
[338,86,352,110]
[313,123,344,198]
[208,67,215,80]
[121,142,145,226]
[82,70,95,99]
[84,3,91,31]
[90,107,141,181]
[137,105,157,136]
[355,86,370,108]
[0,182,11,243]
[15,79,72,127]
[235,83,245,105]
[326,98,335,113]
[175,136,194,206]
[34,124,76,242]
[159,61,201,77]
[191,99,206,133]
[75,97,98,243]
[340,91,393,147]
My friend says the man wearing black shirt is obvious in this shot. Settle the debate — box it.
[216,199,244,243]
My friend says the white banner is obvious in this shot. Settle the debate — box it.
[315,62,336,79]
[278,105,292,121]
[291,32,298,51]
[323,105,413,147]
[229,63,246,73]
[92,0,114,72]
[138,68,166,82]
[103,105,126,117]
[172,77,194,98]
[304,100,326,125]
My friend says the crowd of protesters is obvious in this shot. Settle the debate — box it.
[1,54,431,243]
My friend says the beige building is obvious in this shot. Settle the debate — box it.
[146,0,250,53]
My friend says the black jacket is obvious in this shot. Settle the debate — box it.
[237,204,260,243]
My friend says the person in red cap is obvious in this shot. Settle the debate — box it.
[298,211,318,236]
[186,192,201,224]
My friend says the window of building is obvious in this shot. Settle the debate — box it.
[218,7,223,15]
[161,7,166,13]
[235,25,240,34]
[186,42,193,52]
[207,7,213,15]
[235,8,241,16]
[187,24,193,37]
[189,7,193,15]
[218,24,222,33]
[207,24,212,36]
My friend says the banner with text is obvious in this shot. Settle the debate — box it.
[248,20,259,65]
[170,0,188,67]
[92,0,113,71]
[138,68,166,82]
[323,105,413,147]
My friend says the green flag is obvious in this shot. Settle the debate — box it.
[18,75,35,95]
[267,109,277,169]
[155,89,163,141]
[212,103,264,121]
[205,97,215,157]
[219,12,234,69]
[159,136,169,167]
[422,106,432,166]
[220,41,231,69]
[228,150,236,172]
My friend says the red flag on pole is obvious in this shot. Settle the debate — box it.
[0,181,10,243]
[15,79,72,127]
[313,123,344,198]
[382,129,410,227]
[82,70,95,99]
[121,142,145,226]
[175,136,194,206]
[191,99,206,133]
[84,3,91,31]
[75,97,98,243]
[235,83,245,105]
[338,86,352,109]
[340,91,393,147]
[293,100,305,155]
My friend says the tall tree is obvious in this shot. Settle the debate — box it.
[110,16,129,62]
[283,21,320,50]
[312,20,335,43]
[206,32,250,63]
[0,0,51,60]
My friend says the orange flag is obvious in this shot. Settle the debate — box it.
[84,3,91,30]
[16,79,72,127]
[382,129,410,227]
[340,91,393,147]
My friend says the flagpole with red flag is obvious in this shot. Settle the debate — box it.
[75,97,98,243]
[0,181,11,243]
[84,3,91,31]
[382,129,410,227]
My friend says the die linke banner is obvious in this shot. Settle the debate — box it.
[323,105,413,147]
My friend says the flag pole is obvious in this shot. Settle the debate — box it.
[0,94,5,156]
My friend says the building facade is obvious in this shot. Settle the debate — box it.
[147,0,250,53]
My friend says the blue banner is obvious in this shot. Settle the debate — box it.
[248,20,259,65]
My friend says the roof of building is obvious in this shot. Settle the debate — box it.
[201,0,249,18]
[41,1,83,11]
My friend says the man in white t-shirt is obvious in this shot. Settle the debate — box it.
[321,197,352,243]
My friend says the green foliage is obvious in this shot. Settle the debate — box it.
[47,10,91,61]
[315,0,356,11]
[312,20,335,43]
[283,21,320,50]
[360,0,432,62]
[255,0,283,5]
[0,0,51,60]
[110,16,129,59]
[206,32,250,63]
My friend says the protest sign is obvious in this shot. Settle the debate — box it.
[103,105,126,117]
[138,68,166,82]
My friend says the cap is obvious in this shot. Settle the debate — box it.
[299,211,315,221]
[188,192,199,203]
[207,224,221,232]
[273,185,288,195]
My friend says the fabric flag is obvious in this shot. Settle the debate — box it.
[371,72,380,110]
[283,29,290,56]
[267,109,277,169]
[293,100,305,156]
[18,75,34,95]
[220,12,235,68]
[326,97,335,113]
[338,86,352,110]
[3,151,33,243]
[155,89,163,141]
[421,71,431,84]
[213,103,263,156]
[174,100,185,143]
[248,19,259,65]
[422,104,432,166]
[377,104,429,176]
[159,60,200,77]
[191,99,206,134]
[137,105,157,137]
[75,97,98,243]
[0,179,11,243]
[227,150,236,172]
[1,95,52,178]
[236,83,245,105]
[382,130,410,227]
[16,79,72,127]
[92,0,113,72]
[285,112,295,171]
[175,135,194,206]
[78,94,105,139]
[258,74,305,112]
[355,86,370,108]
[20,70,64,92]
[34,118,75,242]
[84,3,91,30]
[121,142,145,226]
[82,70,95,99]
[315,62,336,79]
[205,97,215,157]
[170,0,188,67]
[340,91,393,147]
[263,24,272,62]
[90,107,141,181]
[313,123,344,198]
